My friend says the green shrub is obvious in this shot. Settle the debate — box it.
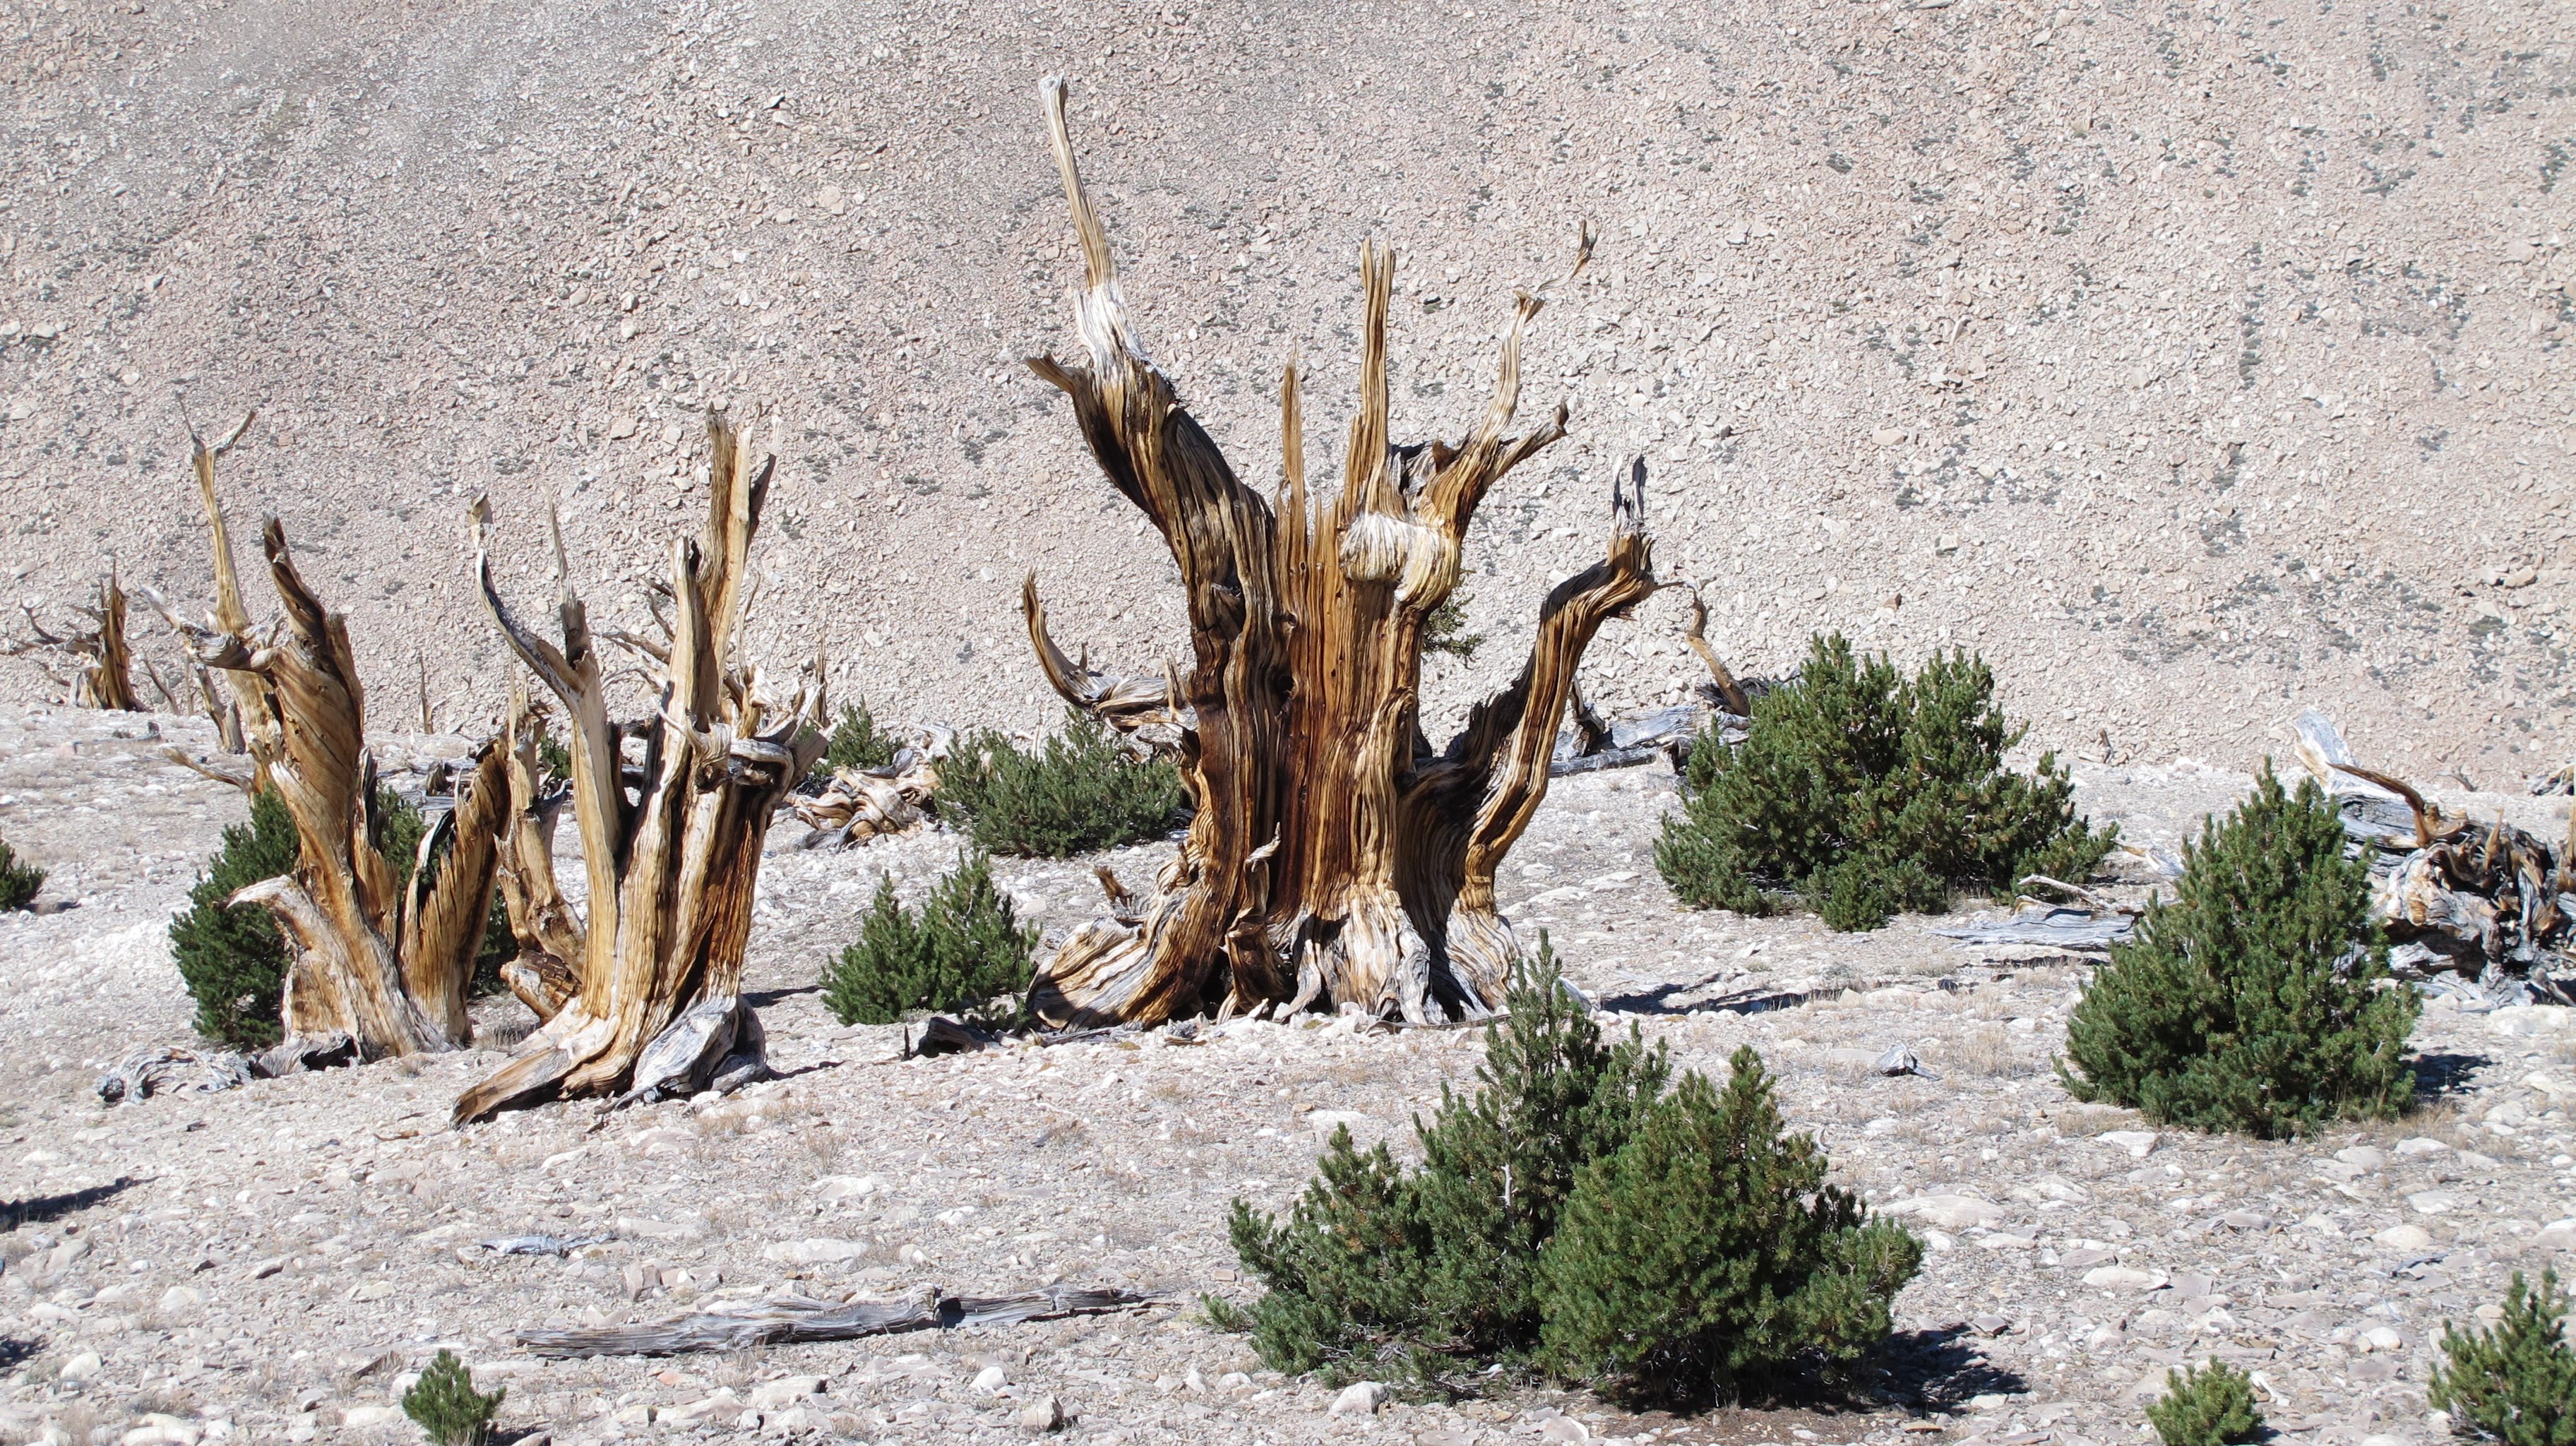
[1655,633,2113,931]
[2146,1361,2264,1446]
[1228,941,1911,1401]
[1537,1050,1924,1405]
[822,699,900,774]
[822,850,1038,1025]
[1424,585,1483,659]
[173,786,510,1048]
[171,788,301,1048]
[402,1349,503,1446]
[2431,1269,2576,1446]
[939,710,1185,857]
[0,835,42,912]
[2058,766,2418,1138]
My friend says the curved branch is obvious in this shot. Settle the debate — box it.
[1683,586,1751,717]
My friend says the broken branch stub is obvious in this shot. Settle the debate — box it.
[1019,78,1655,1029]
[6,568,140,712]
[456,407,825,1125]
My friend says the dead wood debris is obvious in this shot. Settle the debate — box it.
[515,1284,1150,1358]
[6,568,140,711]
[2291,709,2576,997]
[788,748,939,848]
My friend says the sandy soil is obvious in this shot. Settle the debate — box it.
[1,700,2573,1446]
[1,0,2570,781]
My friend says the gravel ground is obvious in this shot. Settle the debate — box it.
[2,700,2574,1446]
[1,0,2571,782]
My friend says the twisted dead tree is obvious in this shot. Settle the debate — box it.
[455,409,824,1125]
[7,568,140,711]
[1020,80,1659,1029]
[150,509,508,1061]
[491,683,583,1024]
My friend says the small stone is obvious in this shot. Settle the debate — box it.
[2061,1248,2117,1269]
[2084,1265,2168,1291]
[2488,1006,2576,1039]
[1970,1313,2012,1336]
[761,1238,867,1265]
[2351,1358,2401,1381]
[2409,1191,2459,1215]
[61,1351,103,1381]
[1020,1394,1066,1433]
[1330,1381,1389,1416]
[2334,1146,2388,1171]
[1307,1111,1371,1141]
[972,1366,1008,1394]
[2170,1271,2214,1298]
[1872,426,1909,447]
[2220,1210,2271,1231]
[2395,1137,2453,1158]
[342,1406,404,1427]
[2376,1224,2434,1250]
[2361,1326,2405,1352]
[1540,1418,1593,1444]
[748,1375,825,1410]
[2099,1130,2160,1157]
[812,1176,881,1203]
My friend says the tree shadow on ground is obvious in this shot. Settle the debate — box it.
[0,1339,34,1371]
[2412,1051,2489,1106]
[1,1177,134,1231]
[1876,1323,2029,1411]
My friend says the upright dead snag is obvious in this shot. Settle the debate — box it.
[8,567,140,711]
[149,496,507,1060]
[1020,79,1658,1028]
[455,409,825,1124]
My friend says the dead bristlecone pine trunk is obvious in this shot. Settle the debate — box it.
[454,407,824,1125]
[150,475,509,1066]
[7,566,141,712]
[1020,79,1660,1029]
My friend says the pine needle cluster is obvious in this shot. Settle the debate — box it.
[1227,941,1919,1405]
[822,849,1038,1025]
[940,710,1185,858]
[2431,1269,2576,1446]
[2059,767,2418,1138]
[1655,633,2113,931]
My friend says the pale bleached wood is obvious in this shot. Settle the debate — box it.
[1023,80,1654,1028]
[456,408,824,1124]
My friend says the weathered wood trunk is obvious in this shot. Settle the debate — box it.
[152,504,506,1060]
[492,685,583,1024]
[455,409,824,1124]
[1021,80,1659,1029]
[6,568,139,711]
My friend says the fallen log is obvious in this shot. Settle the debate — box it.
[2289,708,2575,992]
[516,1284,1150,1358]
[788,748,939,848]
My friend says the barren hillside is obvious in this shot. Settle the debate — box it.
[4,2,2572,765]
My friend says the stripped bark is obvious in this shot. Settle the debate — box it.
[455,408,825,1124]
[517,1285,1149,1359]
[148,494,506,1060]
[1020,80,1658,1029]
[6,568,140,711]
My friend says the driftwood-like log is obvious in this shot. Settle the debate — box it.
[1020,80,1657,1028]
[516,1284,1150,1359]
[455,408,825,1124]
[789,751,940,848]
[7,568,140,711]
[148,472,507,1060]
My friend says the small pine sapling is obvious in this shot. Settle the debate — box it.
[2059,766,2419,1138]
[823,699,899,774]
[402,1349,504,1446]
[2431,1269,2576,1446]
[940,710,1186,857]
[169,788,301,1048]
[1655,633,2113,931]
[2145,1361,2265,1446]
[1535,1048,1924,1406]
[0,834,42,912]
[821,850,1038,1025]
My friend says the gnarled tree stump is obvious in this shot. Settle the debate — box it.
[455,408,824,1124]
[151,506,508,1060]
[1020,80,1659,1029]
[7,568,139,711]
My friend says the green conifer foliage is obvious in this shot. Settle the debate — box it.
[938,710,1185,858]
[2059,767,2419,1137]
[1227,942,1913,1400]
[823,699,899,774]
[821,850,1038,1025]
[169,788,301,1048]
[0,834,42,912]
[2431,1270,2576,1446]
[1655,633,2113,931]
[1535,1049,1924,1405]
[402,1349,504,1446]
[2145,1362,2265,1446]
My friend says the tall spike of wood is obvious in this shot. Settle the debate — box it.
[152,504,507,1059]
[6,568,138,711]
[455,408,825,1125]
[1020,79,1659,1029]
